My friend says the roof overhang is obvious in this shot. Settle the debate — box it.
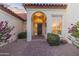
[0,4,26,21]
[23,3,67,9]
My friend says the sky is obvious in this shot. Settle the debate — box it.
[5,3,24,9]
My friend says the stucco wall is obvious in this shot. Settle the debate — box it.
[0,9,25,42]
[23,22,26,31]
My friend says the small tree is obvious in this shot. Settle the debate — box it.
[0,21,14,42]
[68,22,79,48]
[68,22,79,38]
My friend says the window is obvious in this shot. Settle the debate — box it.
[52,16,62,34]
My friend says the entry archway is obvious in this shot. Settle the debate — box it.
[32,11,47,37]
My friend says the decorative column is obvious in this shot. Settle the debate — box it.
[27,12,32,41]
[46,15,52,39]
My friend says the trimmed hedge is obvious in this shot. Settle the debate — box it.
[47,33,60,46]
[18,32,27,39]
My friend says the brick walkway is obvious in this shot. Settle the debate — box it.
[0,39,79,56]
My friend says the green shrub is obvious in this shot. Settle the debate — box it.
[47,33,60,46]
[76,22,79,28]
[71,31,79,38]
[18,32,27,39]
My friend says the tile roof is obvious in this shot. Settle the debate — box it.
[23,3,67,9]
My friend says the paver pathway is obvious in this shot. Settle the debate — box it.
[0,39,79,56]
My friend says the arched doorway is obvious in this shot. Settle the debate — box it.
[32,11,47,38]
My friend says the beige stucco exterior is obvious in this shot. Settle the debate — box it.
[0,9,26,42]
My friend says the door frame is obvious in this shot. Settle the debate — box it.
[31,11,47,37]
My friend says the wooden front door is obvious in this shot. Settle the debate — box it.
[37,23,42,35]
